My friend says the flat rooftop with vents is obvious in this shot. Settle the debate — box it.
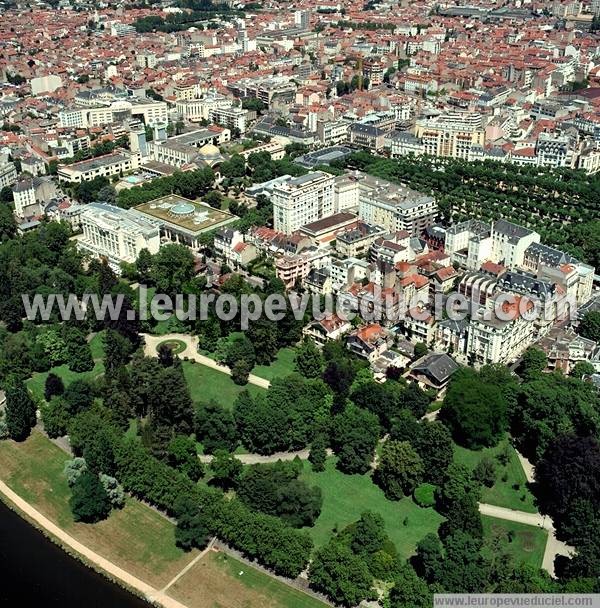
[133,194,237,249]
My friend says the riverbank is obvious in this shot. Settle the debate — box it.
[0,478,188,608]
[0,432,329,608]
[0,496,152,608]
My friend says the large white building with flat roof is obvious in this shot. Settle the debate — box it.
[355,173,437,236]
[58,152,140,183]
[58,99,168,129]
[76,203,160,271]
[272,171,335,234]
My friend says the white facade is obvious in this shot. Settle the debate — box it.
[209,106,248,134]
[490,220,540,268]
[77,203,160,271]
[467,308,536,366]
[58,100,168,129]
[0,162,17,188]
[272,172,335,234]
[12,183,36,218]
[31,74,63,96]
[58,152,140,183]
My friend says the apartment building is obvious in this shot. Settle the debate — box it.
[349,123,387,152]
[272,171,335,234]
[357,174,437,236]
[490,219,540,268]
[238,141,285,161]
[444,220,492,269]
[414,112,485,159]
[76,202,160,271]
[317,120,350,146]
[175,91,233,122]
[58,99,168,129]
[0,161,17,188]
[275,248,330,289]
[209,106,248,134]
[213,228,258,268]
[58,152,140,183]
[336,222,387,258]
[12,177,57,219]
[466,301,536,366]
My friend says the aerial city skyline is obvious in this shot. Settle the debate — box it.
[0,0,599,606]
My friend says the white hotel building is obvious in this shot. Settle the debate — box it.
[76,203,160,271]
[272,171,335,234]
[58,99,168,129]
[58,152,140,183]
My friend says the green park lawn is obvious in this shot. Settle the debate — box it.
[300,457,444,559]
[169,551,327,608]
[27,361,106,401]
[453,437,537,513]
[252,348,296,381]
[0,431,194,588]
[89,331,106,359]
[26,331,107,401]
[482,515,547,569]
[182,360,265,410]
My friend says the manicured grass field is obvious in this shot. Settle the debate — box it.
[182,360,265,410]
[453,437,537,513]
[0,432,194,588]
[300,458,444,558]
[252,348,296,381]
[26,361,105,401]
[168,550,327,608]
[482,515,547,569]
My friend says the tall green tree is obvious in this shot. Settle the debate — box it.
[375,440,424,500]
[295,337,324,378]
[441,368,508,449]
[5,379,37,441]
[69,471,111,523]
[309,540,373,606]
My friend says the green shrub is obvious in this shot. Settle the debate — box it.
[413,483,436,508]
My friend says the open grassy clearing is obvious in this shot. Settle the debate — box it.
[182,360,265,410]
[300,457,444,559]
[0,432,194,588]
[27,361,105,402]
[453,437,537,513]
[89,331,107,359]
[252,348,296,381]
[482,515,547,569]
[168,550,327,608]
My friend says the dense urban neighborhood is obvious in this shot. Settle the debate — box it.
[1,0,600,606]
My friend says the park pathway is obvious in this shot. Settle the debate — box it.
[142,333,271,390]
[0,479,192,608]
[156,537,216,598]
[198,448,335,465]
[479,503,549,529]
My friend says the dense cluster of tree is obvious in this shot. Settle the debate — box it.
[237,459,322,527]
[441,366,516,449]
[117,167,215,209]
[233,373,331,454]
[134,4,241,33]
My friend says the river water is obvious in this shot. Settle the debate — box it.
[0,499,150,607]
